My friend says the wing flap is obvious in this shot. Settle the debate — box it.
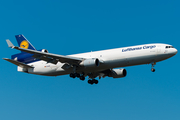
[3,58,34,68]
[32,54,58,64]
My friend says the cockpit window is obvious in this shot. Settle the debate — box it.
[165,46,174,48]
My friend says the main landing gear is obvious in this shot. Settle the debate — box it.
[69,73,99,85]
[70,73,85,80]
[151,62,156,72]
[88,79,98,85]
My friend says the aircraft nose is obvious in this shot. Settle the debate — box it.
[173,48,178,55]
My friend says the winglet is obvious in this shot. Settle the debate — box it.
[6,39,14,48]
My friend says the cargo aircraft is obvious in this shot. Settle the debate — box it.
[3,35,178,84]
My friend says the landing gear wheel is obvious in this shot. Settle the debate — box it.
[70,73,76,78]
[88,80,93,85]
[75,73,80,78]
[94,80,98,84]
[151,68,155,72]
[80,76,85,81]
[88,79,98,85]
[150,62,156,72]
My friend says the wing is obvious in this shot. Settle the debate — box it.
[6,39,83,65]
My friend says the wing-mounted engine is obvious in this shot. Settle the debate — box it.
[109,68,127,78]
[80,58,100,68]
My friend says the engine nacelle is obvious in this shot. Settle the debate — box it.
[109,69,127,78]
[40,49,49,53]
[80,58,100,68]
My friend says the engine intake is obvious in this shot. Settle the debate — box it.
[40,49,49,53]
[80,58,100,67]
[109,68,127,78]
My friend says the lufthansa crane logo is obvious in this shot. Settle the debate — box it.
[20,40,29,49]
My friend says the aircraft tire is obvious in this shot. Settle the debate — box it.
[151,68,155,72]
[75,73,80,77]
[70,73,76,78]
[88,80,93,85]
[80,76,85,81]
[94,80,98,84]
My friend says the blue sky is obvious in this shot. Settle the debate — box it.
[0,0,180,120]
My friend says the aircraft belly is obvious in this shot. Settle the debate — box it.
[26,61,60,76]
[104,58,128,68]
[127,55,155,66]
[155,53,176,62]
[121,51,156,67]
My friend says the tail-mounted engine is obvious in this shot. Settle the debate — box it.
[80,58,100,68]
[40,49,49,53]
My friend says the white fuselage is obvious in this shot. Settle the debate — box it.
[18,43,177,76]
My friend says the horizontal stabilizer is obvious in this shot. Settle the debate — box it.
[3,58,34,68]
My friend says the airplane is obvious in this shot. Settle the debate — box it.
[3,34,178,85]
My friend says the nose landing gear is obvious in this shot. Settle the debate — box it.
[151,62,156,72]
[151,68,155,72]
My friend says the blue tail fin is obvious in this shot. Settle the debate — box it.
[11,34,38,63]
[15,34,36,51]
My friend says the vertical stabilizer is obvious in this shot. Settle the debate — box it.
[11,34,38,63]
[15,34,36,51]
